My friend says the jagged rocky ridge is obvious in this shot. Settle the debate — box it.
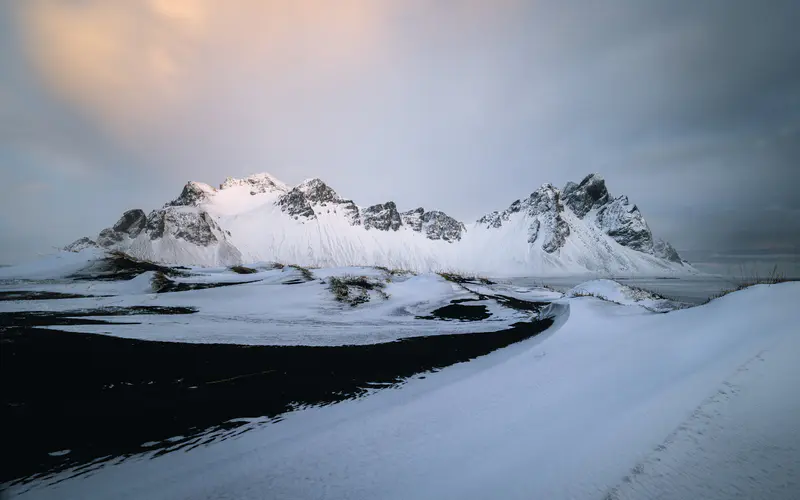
[67,173,689,273]
[477,184,570,253]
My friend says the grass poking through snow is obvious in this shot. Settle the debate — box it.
[287,265,314,281]
[374,266,415,277]
[438,272,495,285]
[329,275,389,306]
[702,264,796,304]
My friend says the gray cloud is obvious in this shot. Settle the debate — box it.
[1,0,798,272]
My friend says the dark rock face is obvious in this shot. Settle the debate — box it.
[170,211,220,246]
[475,174,683,262]
[143,209,219,246]
[477,211,503,228]
[401,208,465,242]
[400,207,425,232]
[420,211,466,242]
[167,182,214,207]
[298,178,339,204]
[296,179,361,225]
[526,219,541,245]
[93,203,231,261]
[595,196,653,253]
[97,229,124,248]
[278,179,362,224]
[507,199,524,215]
[653,238,682,263]
[477,199,523,229]
[145,211,167,239]
[278,187,316,220]
[526,185,570,253]
[478,185,569,253]
[562,173,610,219]
[112,209,147,237]
[560,173,660,255]
[64,237,98,252]
[363,202,402,231]
[97,209,149,247]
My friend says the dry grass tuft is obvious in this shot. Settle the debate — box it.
[329,275,388,306]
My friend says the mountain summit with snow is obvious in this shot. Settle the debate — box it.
[67,173,690,275]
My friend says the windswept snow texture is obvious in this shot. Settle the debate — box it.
[68,172,691,275]
[9,283,800,499]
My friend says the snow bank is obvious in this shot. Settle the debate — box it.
[568,278,689,312]
[611,331,800,499]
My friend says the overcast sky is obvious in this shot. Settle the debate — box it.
[1,0,798,273]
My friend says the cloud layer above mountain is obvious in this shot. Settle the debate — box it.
[1,0,798,272]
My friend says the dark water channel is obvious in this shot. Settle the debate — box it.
[1,305,553,485]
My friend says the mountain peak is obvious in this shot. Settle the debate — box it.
[220,173,288,194]
[297,178,340,204]
[562,173,610,218]
[596,195,653,253]
[298,177,325,187]
[166,181,216,207]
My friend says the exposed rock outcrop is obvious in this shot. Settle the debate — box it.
[401,208,466,242]
[145,209,221,246]
[167,182,216,207]
[64,237,98,252]
[112,209,147,237]
[478,185,569,253]
[525,185,570,253]
[278,187,316,220]
[97,209,149,247]
[296,178,360,225]
[595,195,653,253]
[562,173,610,218]
[363,202,402,231]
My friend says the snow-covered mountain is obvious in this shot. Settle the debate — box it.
[66,173,690,275]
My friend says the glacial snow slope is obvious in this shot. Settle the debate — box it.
[11,283,799,500]
[67,172,691,275]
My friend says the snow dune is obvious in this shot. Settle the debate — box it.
[11,282,800,499]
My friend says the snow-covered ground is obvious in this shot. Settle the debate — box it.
[1,261,538,345]
[6,279,798,499]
